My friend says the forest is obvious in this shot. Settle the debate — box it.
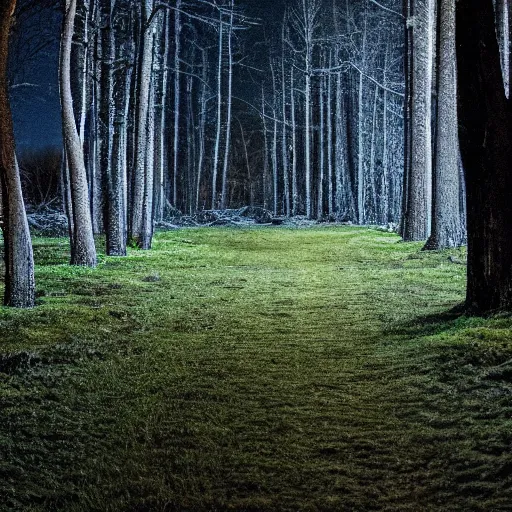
[0,0,512,510]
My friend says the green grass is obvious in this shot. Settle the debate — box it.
[1,226,512,511]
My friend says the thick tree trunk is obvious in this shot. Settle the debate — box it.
[426,0,464,250]
[60,0,97,267]
[0,0,35,308]
[457,0,512,314]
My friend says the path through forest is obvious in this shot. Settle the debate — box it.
[1,227,512,511]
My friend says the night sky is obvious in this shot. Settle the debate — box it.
[11,0,285,152]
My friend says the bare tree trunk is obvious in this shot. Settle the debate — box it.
[318,70,326,219]
[281,25,290,217]
[327,53,334,217]
[401,0,434,241]
[212,12,223,209]
[221,1,234,210]
[60,0,97,267]
[291,67,298,216]
[425,0,464,249]
[130,0,155,248]
[0,0,35,307]
[172,0,182,208]
[195,48,208,211]
[155,10,170,222]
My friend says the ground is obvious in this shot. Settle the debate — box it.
[1,226,511,511]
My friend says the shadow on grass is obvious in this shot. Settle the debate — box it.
[386,303,468,338]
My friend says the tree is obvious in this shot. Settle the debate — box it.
[425,0,464,250]
[401,0,434,241]
[0,0,35,307]
[60,0,97,266]
[129,0,156,249]
[457,0,512,313]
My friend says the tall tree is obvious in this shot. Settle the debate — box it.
[457,0,512,313]
[0,0,35,307]
[426,0,464,249]
[60,0,97,266]
[401,0,434,241]
[130,0,155,249]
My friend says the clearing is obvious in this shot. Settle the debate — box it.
[1,226,512,511]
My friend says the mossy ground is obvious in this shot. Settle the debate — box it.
[1,226,511,511]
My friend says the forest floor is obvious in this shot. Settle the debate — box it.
[1,226,512,511]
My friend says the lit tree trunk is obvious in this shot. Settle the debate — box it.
[271,58,278,214]
[425,0,464,250]
[172,0,181,207]
[60,0,97,267]
[195,48,208,211]
[318,69,326,219]
[212,12,223,209]
[130,0,155,249]
[0,0,35,307]
[281,24,290,217]
[327,53,334,217]
[221,1,234,210]
[291,66,298,216]
[401,0,434,241]
[457,0,512,313]
[155,10,170,222]
[357,0,368,224]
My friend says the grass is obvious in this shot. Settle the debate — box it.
[0,226,511,511]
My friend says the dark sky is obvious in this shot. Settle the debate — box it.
[10,0,285,151]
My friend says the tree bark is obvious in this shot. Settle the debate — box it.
[425,0,464,250]
[457,0,512,314]
[0,0,35,307]
[402,0,434,241]
[60,0,97,267]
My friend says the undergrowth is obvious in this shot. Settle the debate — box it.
[0,226,511,511]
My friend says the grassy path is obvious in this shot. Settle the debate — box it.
[1,227,512,511]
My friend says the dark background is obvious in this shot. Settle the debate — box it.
[10,0,286,151]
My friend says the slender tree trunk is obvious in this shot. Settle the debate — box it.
[281,28,290,217]
[327,54,334,217]
[357,1,368,224]
[212,13,223,209]
[155,11,170,222]
[291,67,298,216]
[221,2,234,210]
[0,0,35,307]
[318,71,326,220]
[172,0,181,208]
[196,48,207,211]
[402,0,434,241]
[130,0,155,248]
[60,0,97,267]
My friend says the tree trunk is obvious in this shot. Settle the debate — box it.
[221,2,234,210]
[425,0,464,250]
[457,0,512,314]
[0,0,35,308]
[60,0,97,267]
[172,0,181,208]
[402,0,434,241]
[130,0,155,249]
